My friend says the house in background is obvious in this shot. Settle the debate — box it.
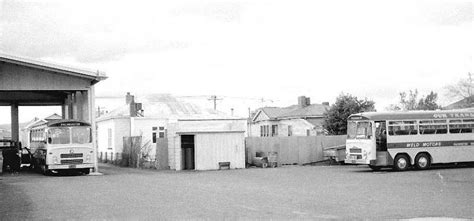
[444,95,474,110]
[0,128,11,147]
[19,113,62,148]
[249,96,329,137]
[96,93,247,170]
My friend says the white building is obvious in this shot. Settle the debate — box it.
[96,93,247,170]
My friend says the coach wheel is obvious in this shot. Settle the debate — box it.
[369,165,381,171]
[83,169,90,175]
[393,154,410,171]
[415,153,431,170]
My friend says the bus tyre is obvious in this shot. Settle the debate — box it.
[415,153,431,170]
[393,155,410,171]
[369,165,381,171]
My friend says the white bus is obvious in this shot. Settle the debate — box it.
[29,119,94,175]
[345,110,474,171]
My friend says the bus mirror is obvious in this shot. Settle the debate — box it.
[47,138,52,144]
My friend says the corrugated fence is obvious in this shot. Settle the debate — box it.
[245,135,346,165]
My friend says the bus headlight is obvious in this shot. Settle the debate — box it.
[86,154,91,163]
[53,156,59,164]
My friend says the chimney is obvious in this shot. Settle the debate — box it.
[130,102,143,117]
[298,96,311,108]
[322,102,329,106]
[125,92,134,105]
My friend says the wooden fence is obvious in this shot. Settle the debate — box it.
[245,135,346,165]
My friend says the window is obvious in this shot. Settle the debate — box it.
[152,127,157,143]
[347,121,372,139]
[71,127,91,144]
[288,125,292,136]
[271,125,278,136]
[419,120,447,134]
[107,128,112,149]
[388,121,418,136]
[159,132,165,138]
[260,125,270,137]
[153,126,166,142]
[449,119,474,133]
[48,128,71,144]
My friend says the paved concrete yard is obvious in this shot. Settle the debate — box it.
[1,163,473,220]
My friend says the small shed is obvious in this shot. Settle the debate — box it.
[168,118,246,171]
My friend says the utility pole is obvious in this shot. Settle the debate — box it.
[208,95,222,110]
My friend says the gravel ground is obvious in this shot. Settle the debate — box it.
[1,163,473,220]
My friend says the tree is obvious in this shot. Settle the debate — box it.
[418,91,442,110]
[323,93,375,135]
[445,72,474,106]
[388,89,441,111]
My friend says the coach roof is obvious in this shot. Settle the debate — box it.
[349,110,474,121]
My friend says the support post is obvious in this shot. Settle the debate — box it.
[88,86,99,173]
[11,103,19,142]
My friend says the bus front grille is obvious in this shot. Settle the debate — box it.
[349,148,362,153]
[61,159,83,164]
[60,153,83,158]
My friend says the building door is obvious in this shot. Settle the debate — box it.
[181,135,195,170]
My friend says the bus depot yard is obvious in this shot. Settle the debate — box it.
[1,163,473,220]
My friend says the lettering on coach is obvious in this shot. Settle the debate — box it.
[406,142,441,148]
[434,113,474,118]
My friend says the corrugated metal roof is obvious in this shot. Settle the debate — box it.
[0,53,107,83]
[97,94,237,121]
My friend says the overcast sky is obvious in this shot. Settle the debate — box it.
[0,0,472,124]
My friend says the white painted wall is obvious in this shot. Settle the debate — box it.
[97,119,114,154]
[97,117,130,155]
[130,117,168,161]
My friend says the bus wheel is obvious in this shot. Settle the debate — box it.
[82,169,90,175]
[415,153,431,170]
[369,165,381,171]
[393,155,410,171]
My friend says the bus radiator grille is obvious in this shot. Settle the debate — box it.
[349,148,362,153]
[61,159,83,164]
[60,153,83,158]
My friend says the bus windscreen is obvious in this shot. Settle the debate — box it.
[347,121,372,139]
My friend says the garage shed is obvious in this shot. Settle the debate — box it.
[168,119,246,171]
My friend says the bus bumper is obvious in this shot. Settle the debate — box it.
[48,164,94,170]
[344,159,370,165]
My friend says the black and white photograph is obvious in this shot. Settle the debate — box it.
[0,0,473,220]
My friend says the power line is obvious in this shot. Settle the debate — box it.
[208,95,223,110]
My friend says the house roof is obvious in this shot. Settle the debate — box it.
[280,104,329,118]
[444,96,474,110]
[254,103,328,122]
[0,53,107,84]
[97,94,237,121]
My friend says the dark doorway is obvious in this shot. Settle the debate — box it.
[181,135,195,170]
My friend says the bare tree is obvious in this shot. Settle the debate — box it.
[445,72,473,103]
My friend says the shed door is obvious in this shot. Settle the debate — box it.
[181,135,195,170]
